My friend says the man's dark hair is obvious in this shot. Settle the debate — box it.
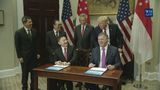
[53,19,59,25]
[22,16,32,24]
[57,35,67,42]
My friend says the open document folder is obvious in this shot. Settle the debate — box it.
[46,65,69,71]
[85,67,107,76]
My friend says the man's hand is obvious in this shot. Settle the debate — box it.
[88,63,95,68]
[37,54,40,59]
[61,62,70,66]
[107,65,115,70]
[19,58,24,63]
[55,61,62,65]
[118,48,123,53]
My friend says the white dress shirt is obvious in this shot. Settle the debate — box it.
[102,26,110,44]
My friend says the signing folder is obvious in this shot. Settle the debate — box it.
[85,67,107,76]
[46,65,68,71]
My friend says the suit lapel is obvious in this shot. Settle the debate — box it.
[106,45,112,63]
[22,28,31,41]
[59,47,66,60]
[97,47,100,66]
[109,25,112,39]
[51,31,58,42]
[78,25,83,38]
[83,24,89,37]
[67,46,72,61]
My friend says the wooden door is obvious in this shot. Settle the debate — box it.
[23,0,59,65]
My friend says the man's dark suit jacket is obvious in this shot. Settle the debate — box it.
[91,24,124,49]
[74,24,94,49]
[46,30,66,62]
[15,27,38,69]
[54,45,77,65]
[90,45,121,68]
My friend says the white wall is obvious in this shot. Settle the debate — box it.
[0,0,23,78]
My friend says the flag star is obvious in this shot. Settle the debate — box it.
[145,0,149,3]
[80,8,82,11]
[84,7,87,10]
[85,1,87,4]
[80,0,83,2]
[139,2,142,6]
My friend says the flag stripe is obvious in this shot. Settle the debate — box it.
[126,17,132,29]
[117,0,133,64]
[122,20,131,35]
[119,22,130,41]
[122,53,129,64]
[63,22,74,43]
[124,41,132,59]
[61,0,74,45]
[68,18,75,32]
[65,19,74,36]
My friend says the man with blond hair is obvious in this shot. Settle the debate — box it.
[91,16,124,53]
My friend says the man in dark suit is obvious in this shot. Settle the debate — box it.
[46,20,66,63]
[15,16,40,90]
[88,33,121,90]
[74,13,94,88]
[74,13,94,50]
[74,13,94,67]
[53,36,77,90]
[46,20,66,90]
[91,16,124,53]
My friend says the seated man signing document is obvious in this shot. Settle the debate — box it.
[53,35,77,90]
[88,33,121,90]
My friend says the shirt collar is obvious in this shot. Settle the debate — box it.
[100,44,108,50]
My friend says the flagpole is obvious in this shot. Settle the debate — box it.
[133,64,147,89]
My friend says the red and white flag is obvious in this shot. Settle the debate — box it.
[76,0,90,25]
[131,0,153,64]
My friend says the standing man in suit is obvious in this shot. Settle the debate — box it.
[88,33,121,90]
[91,16,124,53]
[46,20,66,90]
[74,13,94,88]
[53,36,77,90]
[74,13,94,66]
[46,20,66,63]
[15,16,40,90]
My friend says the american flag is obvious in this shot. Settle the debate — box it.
[61,0,75,45]
[117,0,133,64]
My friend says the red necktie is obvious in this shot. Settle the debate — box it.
[81,25,85,36]
[64,48,67,60]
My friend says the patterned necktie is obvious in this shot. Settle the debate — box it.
[64,48,67,60]
[28,30,32,41]
[102,47,106,68]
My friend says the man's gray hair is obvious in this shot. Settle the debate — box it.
[98,32,109,39]
[79,13,87,19]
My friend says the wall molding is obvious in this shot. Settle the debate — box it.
[0,65,21,78]
[135,72,160,81]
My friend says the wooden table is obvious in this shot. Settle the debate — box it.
[33,64,123,90]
